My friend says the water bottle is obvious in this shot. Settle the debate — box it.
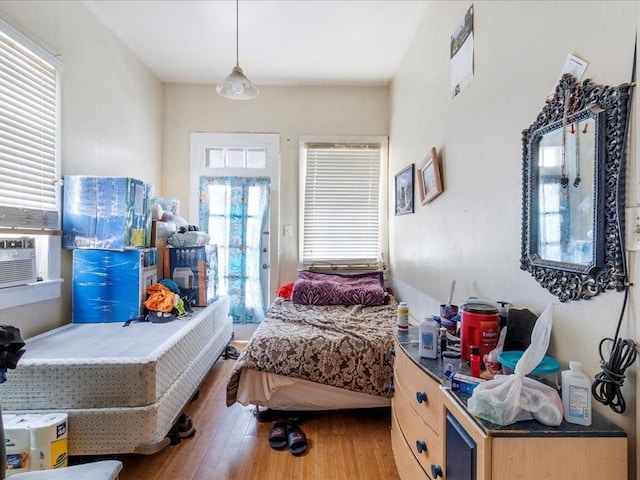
[561,361,592,426]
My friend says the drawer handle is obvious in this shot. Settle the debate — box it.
[387,384,395,395]
[388,347,395,357]
[416,391,428,403]
[415,440,427,454]
[431,464,443,478]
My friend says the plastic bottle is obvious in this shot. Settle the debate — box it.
[561,361,592,426]
[419,316,438,359]
[397,302,409,331]
[439,327,447,357]
[470,345,481,377]
[497,301,510,330]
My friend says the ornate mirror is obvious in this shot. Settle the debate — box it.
[521,74,631,301]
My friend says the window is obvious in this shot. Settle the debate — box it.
[299,136,387,268]
[538,145,571,263]
[205,146,267,169]
[0,18,63,307]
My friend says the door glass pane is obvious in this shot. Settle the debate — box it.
[226,148,245,168]
[205,148,225,168]
[246,148,267,168]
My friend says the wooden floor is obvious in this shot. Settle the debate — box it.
[104,345,400,480]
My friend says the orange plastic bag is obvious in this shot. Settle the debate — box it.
[144,283,176,313]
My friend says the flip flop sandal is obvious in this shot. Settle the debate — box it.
[268,422,288,450]
[287,425,307,456]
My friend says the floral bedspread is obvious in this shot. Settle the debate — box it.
[226,296,398,406]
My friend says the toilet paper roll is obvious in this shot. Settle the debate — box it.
[28,413,68,471]
[3,426,30,477]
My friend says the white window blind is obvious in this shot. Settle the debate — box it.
[0,22,60,230]
[301,141,383,265]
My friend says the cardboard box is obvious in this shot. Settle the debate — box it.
[72,248,157,323]
[450,373,485,395]
[163,245,218,307]
[62,176,153,250]
[151,220,177,279]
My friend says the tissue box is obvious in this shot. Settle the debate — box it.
[451,373,485,395]
[72,248,157,323]
[163,245,218,307]
[63,176,153,249]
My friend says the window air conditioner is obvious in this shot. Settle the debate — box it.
[0,238,37,289]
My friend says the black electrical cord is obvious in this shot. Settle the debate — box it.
[591,272,636,413]
[591,36,637,414]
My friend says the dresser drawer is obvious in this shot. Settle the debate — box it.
[394,340,443,430]
[391,409,429,479]
[393,384,443,475]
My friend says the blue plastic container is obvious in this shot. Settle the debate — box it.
[498,350,561,388]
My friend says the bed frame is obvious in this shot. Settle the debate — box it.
[0,296,232,456]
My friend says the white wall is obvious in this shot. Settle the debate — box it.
[389,1,638,477]
[162,84,389,286]
[0,1,162,337]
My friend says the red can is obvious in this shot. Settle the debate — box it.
[460,303,499,361]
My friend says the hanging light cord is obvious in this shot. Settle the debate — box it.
[591,35,637,415]
[234,0,240,67]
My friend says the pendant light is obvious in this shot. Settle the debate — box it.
[217,0,259,100]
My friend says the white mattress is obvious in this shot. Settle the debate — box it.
[2,296,232,455]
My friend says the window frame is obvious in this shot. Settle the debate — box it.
[298,135,388,269]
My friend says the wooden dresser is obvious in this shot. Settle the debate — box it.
[391,327,628,480]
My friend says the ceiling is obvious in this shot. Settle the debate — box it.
[82,0,429,87]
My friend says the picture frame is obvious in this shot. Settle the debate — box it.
[394,164,414,215]
[418,147,443,205]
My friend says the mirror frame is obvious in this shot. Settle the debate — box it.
[521,74,631,302]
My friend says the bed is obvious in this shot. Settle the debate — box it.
[0,295,232,456]
[226,271,398,411]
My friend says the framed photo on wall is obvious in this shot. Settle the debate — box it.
[418,147,443,205]
[395,164,414,215]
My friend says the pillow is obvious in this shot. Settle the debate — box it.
[290,270,387,306]
[275,282,294,300]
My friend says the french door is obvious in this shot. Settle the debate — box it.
[190,133,279,325]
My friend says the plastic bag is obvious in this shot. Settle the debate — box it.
[483,327,507,374]
[467,304,563,426]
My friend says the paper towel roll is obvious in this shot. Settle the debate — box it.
[28,413,68,471]
[3,425,30,477]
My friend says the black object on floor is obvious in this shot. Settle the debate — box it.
[225,345,240,359]
[287,425,308,456]
[255,408,316,424]
[166,425,181,445]
[268,422,288,450]
[177,413,196,439]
